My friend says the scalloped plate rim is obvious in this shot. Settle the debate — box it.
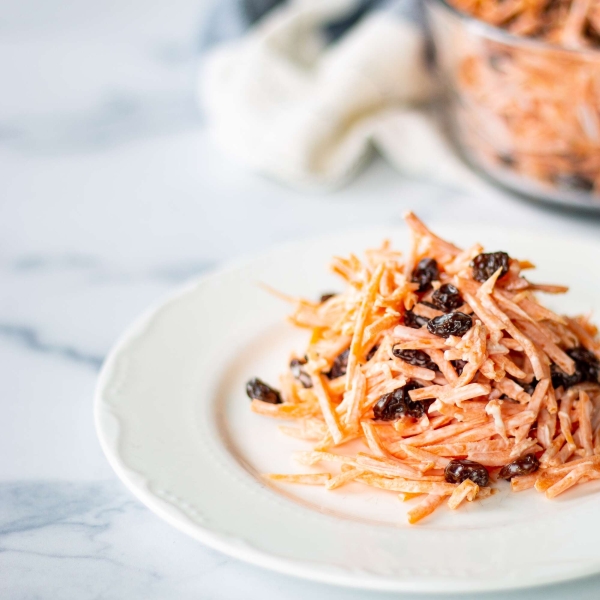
[95,224,600,593]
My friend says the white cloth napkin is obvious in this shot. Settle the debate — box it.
[199,0,483,191]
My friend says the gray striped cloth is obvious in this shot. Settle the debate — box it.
[200,0,425,54]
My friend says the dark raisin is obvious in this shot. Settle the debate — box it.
[427,312,473,338]
[420,300,439,309]
[554,173,594,193]
[290,357,312,388]
[471,252,510,283]
[404,309,430,329]
[551,366,580,390]
[320,293,336,303]
[551,347,600,389]
[325,348,349,380]
[570,347,600,380]
[366,345,379,362]
[452,359,467,376]
[498,453,540,480]
[498,153,515,167]
[373,382,430,421]
[392,347,439,371]
[444,459,489,487]
[412,258,440,293]
[431,283,463,313]
[246,378,282,404]
[407,397,435,419]
[521,378,538,395]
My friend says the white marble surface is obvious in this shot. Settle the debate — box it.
[3,1,600,598]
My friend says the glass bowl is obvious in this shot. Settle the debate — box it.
[425,0,600,211]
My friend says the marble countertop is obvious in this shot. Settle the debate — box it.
[3,1,600,598]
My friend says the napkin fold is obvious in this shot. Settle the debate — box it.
[198,0,481,191]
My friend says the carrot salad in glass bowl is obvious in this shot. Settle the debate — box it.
[427,0,600,209]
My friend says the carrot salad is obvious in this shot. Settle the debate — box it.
[439,0,600,197]
[246,213,600,524]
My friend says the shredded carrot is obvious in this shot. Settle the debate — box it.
[251,213,600,524]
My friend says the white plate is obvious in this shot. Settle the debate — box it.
[95,225,600,594]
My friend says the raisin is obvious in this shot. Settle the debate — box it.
[551,366,579,389]
[407,397,434,419]
[427,312,473,338]
[498,153,515,167]
[320,293,336,303]
[522,378,538,395]
[452,359,467,376]
[290,357,312,388]
[498,453,540,480]
[366,345,379,362]
[431,283,463,313]
[404,309,430,329]
[392,347,439,371]
[420,300,439,309]
[373,382,430,421]
[471,252,510,283]
[246,378,282,404]
[412,258,440,293]
[571,347,600,380]
[551,347,600,389]
[325,348,349,380]
[554,173,594,193]
[444,459,489,487]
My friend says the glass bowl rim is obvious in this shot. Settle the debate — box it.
[428,0,600,58]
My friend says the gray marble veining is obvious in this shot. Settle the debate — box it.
[0,324,104,370]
